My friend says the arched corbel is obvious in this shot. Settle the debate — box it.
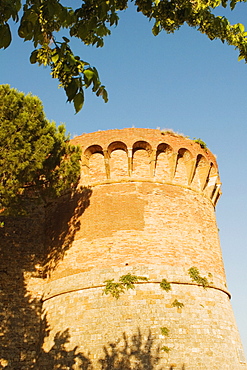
[187,158,197,186]
[206,174,219,199]
[81,154,90,177]
[200,163,212,191]
[169,152,178,181]
[127,148,133,177]
[103,150,110,179]
[150,150,157,178]
[211,183,222,206]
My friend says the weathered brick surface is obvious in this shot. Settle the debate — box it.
[1,128,245,369]
[41,129,246,369]
[46,183,226,288]
[0,205,44,369]
[43,280,244,369]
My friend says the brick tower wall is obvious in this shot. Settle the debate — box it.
[0,204,44,369]
[39,129,246,369]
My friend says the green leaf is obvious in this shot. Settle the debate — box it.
[65,79,78,102]
[63,64,71,72]
[88,17,97,30]
[109,13,118,26]
[97,25,109,37]
[73,91,84,113]
[47,2,56,17]
[62,36,70,43]
[102,88,108,103]
[67,53,77,66]
[18,20,33,39]
[74,23,88,40]
[230,0,236,9]
[0,23,12,49]
[238,23,245,33]
[96,39,104,48]
[221,0,227,8]
[84,69,94,81]
[84,69,95,87]
[238,54,244,61]
[51,53,59,63]
[25,10,38,24]
[152,24,160,36]
[30,50,38,64]
[96,86,108,103]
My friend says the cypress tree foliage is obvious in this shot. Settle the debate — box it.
[0,85,81,211]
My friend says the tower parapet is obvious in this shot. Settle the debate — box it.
[72,128,221,206]
[42,128,246,369]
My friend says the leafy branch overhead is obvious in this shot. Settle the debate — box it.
[1,1,247,112]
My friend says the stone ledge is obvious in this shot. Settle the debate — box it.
[43,265,230,301]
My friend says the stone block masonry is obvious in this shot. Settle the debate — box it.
[0,128,246,369]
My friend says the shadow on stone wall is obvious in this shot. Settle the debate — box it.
[0,188,187,369]
[0,205,44,369]
[43,187,92,276]
[0,280,41,369]
[0,188,92,369]
[37,327,166,370]
[36,317,92,370]
[99,330,163,370]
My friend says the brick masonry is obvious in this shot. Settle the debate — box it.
[0,128,246,369]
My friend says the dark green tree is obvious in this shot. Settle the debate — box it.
[0,84,81,210]
[1,0,247,112]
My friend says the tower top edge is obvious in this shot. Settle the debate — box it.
[71,128,217,165]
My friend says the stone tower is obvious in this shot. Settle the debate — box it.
[41,128,246,369]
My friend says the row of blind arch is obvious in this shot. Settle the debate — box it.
[81,140,221,204]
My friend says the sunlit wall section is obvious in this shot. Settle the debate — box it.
[108,141,128,179]
[86,145,106,183]
[155,143,173,181]
[132,141,152,178]
[173,148,192,186]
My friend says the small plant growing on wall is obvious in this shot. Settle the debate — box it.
[172,299,184,309]
[160,327,171,353]
[119,273,148,289]
[160,129,189,138]
[188,267,209,288]
[160,278,171,291]
[161,346,170,353]
[193,138,207,150]
[103,274,148,299]
[160,327,170,336]
[103,280,125,299]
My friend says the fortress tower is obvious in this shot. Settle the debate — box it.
[41,128,246,369]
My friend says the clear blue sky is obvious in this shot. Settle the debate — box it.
[1,1,247,355]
